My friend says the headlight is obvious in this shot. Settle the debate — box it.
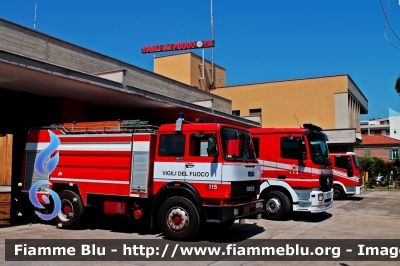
[233,207,239,216]
[256,202,263,209]
[318,193,323,201]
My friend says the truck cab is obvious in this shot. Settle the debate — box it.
[330,152,363,200]
[250,124,333,220]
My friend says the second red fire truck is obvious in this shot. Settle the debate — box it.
[330,152,363,200]
[20,114,263,240]
[250,124,333,220]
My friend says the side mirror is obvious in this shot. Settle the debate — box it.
[297,137,306,160]
[207,134,218,157]
[347,159,353,176]
[347,167,353,177]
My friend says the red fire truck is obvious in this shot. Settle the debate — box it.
[250,124,333,220]
[329,152,363,200]
[20,115,263,240]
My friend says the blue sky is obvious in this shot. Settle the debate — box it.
[1,1,399,121]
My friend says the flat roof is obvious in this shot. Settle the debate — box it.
[0,49,260,128]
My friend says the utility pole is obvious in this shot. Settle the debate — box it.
[33,3,37,30]
[210,0,214,90]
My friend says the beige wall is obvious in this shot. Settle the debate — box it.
[154,52,367,133]
[154,52,226,91]
[155,53,192,86]
[212,75,351,129]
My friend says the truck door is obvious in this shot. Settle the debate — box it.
[278,134,310,189]
[184,131,222,199]
[253,134,277,181]
[154,133,186,182]
[333,155,351,186]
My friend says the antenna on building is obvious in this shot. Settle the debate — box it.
[33,3,37,30]
[294,114,301,128]
[210,0,215,89]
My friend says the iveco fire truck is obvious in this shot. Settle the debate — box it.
[250,124,333,220]
[20,114,263,240]
[330,152,363,200]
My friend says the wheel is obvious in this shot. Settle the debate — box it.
[333,185,346,200]
[52,190,84,229]
[263,191,291,220]
[158,196,200,240]
[208,219,235,231]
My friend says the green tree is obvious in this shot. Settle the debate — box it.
[358,157,391,188]
[359,157,374,188]
[395,76,400,95]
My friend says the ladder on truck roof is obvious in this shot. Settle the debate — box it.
[47,119,159,134]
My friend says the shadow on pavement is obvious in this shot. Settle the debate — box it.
[197,221,265,242]
[290,211,332,223]
[31,214,266,242]
[343,196,363,201]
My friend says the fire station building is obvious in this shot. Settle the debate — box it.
[0,17,368,224]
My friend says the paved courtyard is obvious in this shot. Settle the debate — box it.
[1,189,400,265]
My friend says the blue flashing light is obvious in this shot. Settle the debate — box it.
[178,112,184,119]
[303,123,322,132]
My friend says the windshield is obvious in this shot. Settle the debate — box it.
[352,155,360,170]
[221,127,258,162]
[308,132,330,164]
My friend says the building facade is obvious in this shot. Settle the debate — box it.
[354,135,400,162]
[155,54,368,152]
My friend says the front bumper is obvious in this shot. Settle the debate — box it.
[293,189,333,213]
[203,199,264,223]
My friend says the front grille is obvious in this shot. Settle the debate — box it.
[230,181,260,199]
[319,175,333,192]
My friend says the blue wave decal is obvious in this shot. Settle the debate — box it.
[29,130,62,221]
[28,180,61,221]
[34,130,60,177]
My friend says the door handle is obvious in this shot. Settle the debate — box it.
[185,163,194,168]
[278,175,286,180]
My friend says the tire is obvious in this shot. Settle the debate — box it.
[158,196,200,240]
[333,185,346,200]
[52,190,84,229]
[263,191,291,220]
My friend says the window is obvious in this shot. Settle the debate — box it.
[389,148,400,160]
[364,148,370,158]
[232,110,240,116]
[382,130,386,136]
[395,129,397,134]
[158,134,185,156]
[334,156,350,170]
[253,137,260,158]
[189,133,214,157]
[221,127,257,162]
[370,130,375,135]
[280,137,304,160]
[249,108,261,117]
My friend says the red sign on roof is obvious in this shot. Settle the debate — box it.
[142,40,215,54]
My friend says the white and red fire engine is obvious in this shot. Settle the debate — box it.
[20,114,263,240]
[329,152,363,200]
[250,124,333,220]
